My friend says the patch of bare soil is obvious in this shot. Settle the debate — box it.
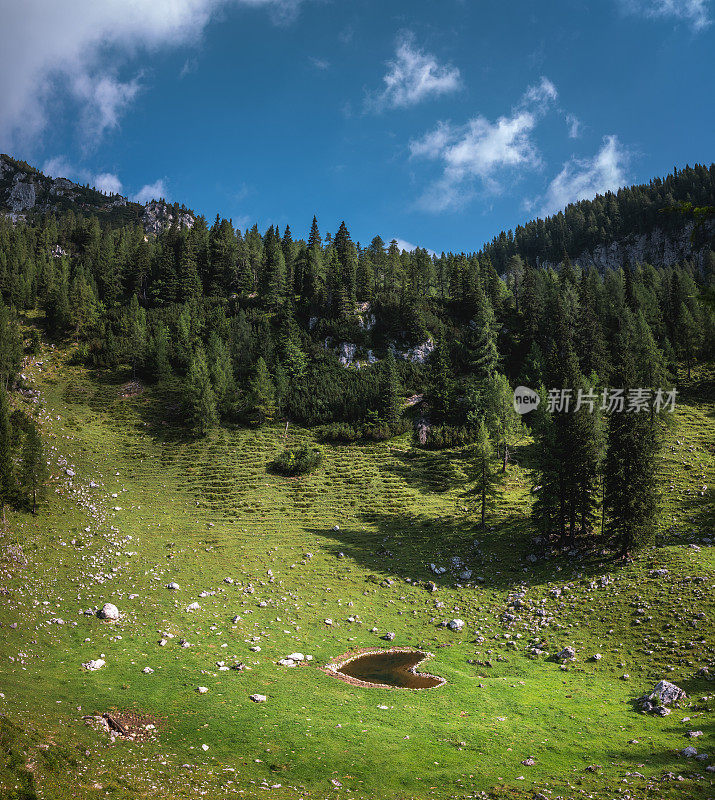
[120,380,145,399]
[83,710,164,742]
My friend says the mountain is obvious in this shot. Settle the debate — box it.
[477,163,714,272]
[1,153,713,270]
[0,154,194,234]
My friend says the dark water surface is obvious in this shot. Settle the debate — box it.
[337,650,442,688]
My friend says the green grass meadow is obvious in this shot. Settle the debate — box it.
[1,346,713,799]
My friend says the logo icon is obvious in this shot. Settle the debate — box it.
[513,386,540,414]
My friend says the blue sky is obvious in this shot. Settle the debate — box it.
[1,0,713,253]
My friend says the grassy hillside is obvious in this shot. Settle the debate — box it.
[0,336,713,800]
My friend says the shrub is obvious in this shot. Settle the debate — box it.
[271,444,324,476]
[318,418,411,443]
[416,424,477,450]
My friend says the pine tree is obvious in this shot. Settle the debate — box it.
[186,347,218,435]
[507,254,525,311]
[207,333,234,417]
[0,302,22,391]
[282,226,296,296]
[260,226,286,306]
[603,326,661,557]
[676,302,700,380]
[247,358,276,423]
[334,222,357,305]
[148,324,172,382]
[0,389,13,523]
[378,351,400,426]
[472,418,494,527]
[428,333,453,421]
[21,421,47,513]
[126,294,147,378]
[464,287,498,382]
[483,372,521,472]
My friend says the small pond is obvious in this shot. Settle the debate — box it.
[336,650,443,689]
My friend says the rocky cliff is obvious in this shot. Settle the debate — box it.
[0,154,194,235]
[538,220,714,273]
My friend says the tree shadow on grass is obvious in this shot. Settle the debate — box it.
[612,673,715,787]
[308,506,637,593]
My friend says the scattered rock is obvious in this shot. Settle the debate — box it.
[250,694,267,703]
[97,603,119,621]
[639,680,686,713]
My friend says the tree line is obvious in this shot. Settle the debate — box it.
[0,162,712,553]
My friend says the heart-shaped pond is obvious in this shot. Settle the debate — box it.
[327,649,444,689]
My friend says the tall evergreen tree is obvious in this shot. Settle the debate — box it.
[378,351,400,426]
[186,346,218,435]
[0,389,13,523]
[247,357,276,423]
[21,421,47,513]
[603,326,661,556]
[472,418,494,527]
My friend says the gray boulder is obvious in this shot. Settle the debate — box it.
[640,680,686,713]
[98,603,119,621]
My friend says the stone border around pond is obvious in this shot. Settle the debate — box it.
[320,647,446,690]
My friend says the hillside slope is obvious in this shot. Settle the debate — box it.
[0,335,712,800]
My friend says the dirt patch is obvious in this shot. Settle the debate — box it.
[120,380,145,399]
[83,710,164,742]
[321,647,445,690]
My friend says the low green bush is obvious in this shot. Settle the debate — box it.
[271,444,324,475]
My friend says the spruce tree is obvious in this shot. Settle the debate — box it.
[186,347,218,435]
[21,421,47,514]
[378,351,400,426]
[148,324,172,382]
[260,226,286,306]
[0,389,13,523]
[483,372,521,472]
[464,287,498,382]
[472,418,494,527]
[428,333,453,421]
[0,302,22,391]
[603,326,661,557]
[247,358,276,423]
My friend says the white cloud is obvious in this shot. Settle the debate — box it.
[394,238,436,256]
[366,33,461,112]
[93,173,124,195]
[42,157,123,195]
[132,180,168,204]
[409,77,558,212]
[42,157,76,181]
[619,0,711,30]
[0,0,306,151]
[72,73,142,141]
[565,113,582,138]
[539,135,629,217]
[309,56,330,70]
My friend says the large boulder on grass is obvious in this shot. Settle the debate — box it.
[639,680,686,713]
[97,603,119,621]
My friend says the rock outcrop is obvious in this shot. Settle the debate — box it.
[0,154,195,236]
[141,200,195,235]
[539,221,714,273]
